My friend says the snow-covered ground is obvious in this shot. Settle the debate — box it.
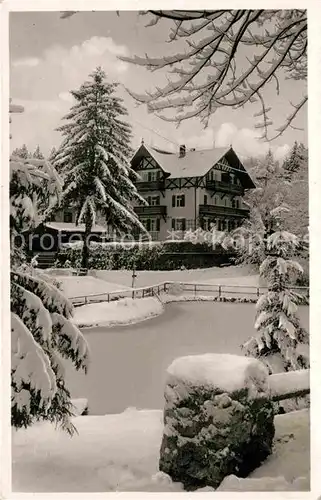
[12,408,309,492]
[58,275,130,299]
[73,297,164,328]
[54,266,261,304]
[94,265,260,289]
[250,409,309,485]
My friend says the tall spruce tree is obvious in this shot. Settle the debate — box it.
[54,67,146,268]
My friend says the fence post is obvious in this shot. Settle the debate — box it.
[257,287,260,298]
[107,293,110,303]
[218,285,222,298]
[84,296,87,305]
[143,289,145,298]
[194,284,197,297]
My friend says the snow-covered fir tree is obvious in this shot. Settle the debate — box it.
[12,143,30,159]
[242,208,309,375]
[32,145,45,159]
[283,141,307,179]
[10,125,89,433]
[53,67,147,268]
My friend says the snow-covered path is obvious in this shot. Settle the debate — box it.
[65,302,309,415]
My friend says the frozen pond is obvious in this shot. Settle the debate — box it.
[65,302,309,415]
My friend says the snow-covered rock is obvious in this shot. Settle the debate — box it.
[166,353,269,397]
[159,353,275,490]
[71,398,88,416]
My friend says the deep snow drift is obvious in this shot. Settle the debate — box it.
[12,408,309,492]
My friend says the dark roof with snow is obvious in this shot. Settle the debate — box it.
[131,144,256,189]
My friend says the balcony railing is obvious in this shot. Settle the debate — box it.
[135,180,165,192]
[199,204,250,218]
[206,180,244,195]
[134,205,167,217]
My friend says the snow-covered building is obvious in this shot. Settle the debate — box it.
[130,143,256,240]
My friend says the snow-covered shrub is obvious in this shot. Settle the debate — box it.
[56,239,234,271]
[57,242,165,271]
[159,354,275,490]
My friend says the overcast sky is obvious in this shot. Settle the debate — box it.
[10,11,307,159]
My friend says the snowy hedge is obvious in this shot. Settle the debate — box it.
[55,240,233,271]
[159,354,275,490]
[56,242,164,270]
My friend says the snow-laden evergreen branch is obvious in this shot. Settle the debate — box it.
[243,225,309,374]
[11,312,57,405]
[10,134,89,433]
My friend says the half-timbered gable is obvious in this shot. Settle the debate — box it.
[130,143,256,239]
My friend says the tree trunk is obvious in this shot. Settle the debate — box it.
[81,213,92,270]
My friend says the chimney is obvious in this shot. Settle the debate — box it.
[179,144,186,158]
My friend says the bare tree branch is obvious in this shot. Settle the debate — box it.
[121,10,307,140]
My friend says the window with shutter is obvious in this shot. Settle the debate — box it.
[156,218,160,231]
[172,195,175,207]
[172,218,176,230]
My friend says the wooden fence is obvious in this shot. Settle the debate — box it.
[69,281,309,306]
